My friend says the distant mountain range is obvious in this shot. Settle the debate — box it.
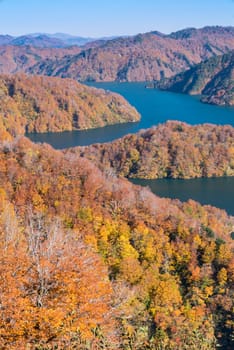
[155,51,234,106]
[0,33,118,48]
[0,26,233,87]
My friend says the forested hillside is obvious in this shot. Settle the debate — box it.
[0,135,233,349]
[0,45,81,74]
[156,52,234,106]
[0,74,140,135]
[0,27,233,82]
[27,26,234,82]
[0,26,233,350]
[68,121,234,179]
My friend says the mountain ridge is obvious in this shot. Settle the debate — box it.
[0,33,120,48]
[155,51,234,106]
[0,26,233,81]
[27,26,234,81]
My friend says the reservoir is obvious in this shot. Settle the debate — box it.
[28,82,234,147]
[27,82,234,215]
[130,177,234,216]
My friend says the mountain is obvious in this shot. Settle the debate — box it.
[0,74,140,135]
[0,34,68,48]
[0,26,233,81]
[12,33,98,47]
[155,51,234,106]
[0,45,81,74]
[0,34,14,45]
[0,133,233,349]
[0,33,117,48]
[26,26,234,82]
[168,25,234,39]
[67,121,234,179]
[50,34,119,47]
[11,34,67,48]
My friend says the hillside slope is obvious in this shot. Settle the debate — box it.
[0,27,233,81]
[156,51,234,106]
[0,45,81,74]
[0,74,140,135]
[27,26,234,82]
[0,135,233,349]
[68,121,234,179]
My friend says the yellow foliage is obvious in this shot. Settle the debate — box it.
[217,267,228,286]
[194,234,202,247]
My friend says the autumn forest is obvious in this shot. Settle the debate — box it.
[0,21,234,350]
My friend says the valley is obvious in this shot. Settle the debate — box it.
[0,8,233,347]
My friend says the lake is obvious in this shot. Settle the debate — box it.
[28,82,234,147]
[28,82,234,215]
[130,177,234,216]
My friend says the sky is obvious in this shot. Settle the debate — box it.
[0,0,233,37]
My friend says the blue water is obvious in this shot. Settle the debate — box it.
[90,82,234,128]
[28,82,234,148]
[27,82,234,215]
[130,177,234,216]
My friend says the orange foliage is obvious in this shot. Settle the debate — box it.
[0,136,233,349]
[0,73,140,136]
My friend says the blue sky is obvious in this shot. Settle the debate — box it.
[0,0,233,37]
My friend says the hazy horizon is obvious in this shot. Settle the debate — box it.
[1,24,234,40]
[0,0,233,37]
